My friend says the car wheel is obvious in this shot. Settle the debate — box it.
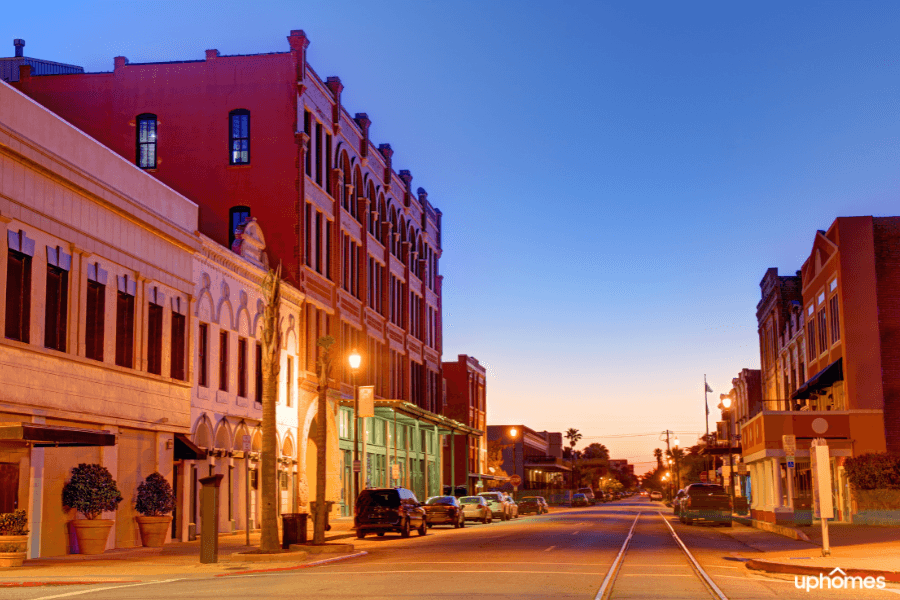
[453,517,460,529]
[724,521,733,528]
[400,518,411,538]
[377,532,386,537]
[356,529,366,539]
[426,523,432,528]
[459,516,465,528]
[482,515,489,524]
[418,520,427,536]
[684,518,693,525]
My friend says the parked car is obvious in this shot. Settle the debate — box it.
[459,496,492,523]
[577,487,597,505]
[477,491,512,521]
[355,487,427,538]
[673,489,687,516]
[572,493,589,507]
[536,496,550,513]
[423,495,465,528]
[518,496,546,515]
[679,483,732,526]
[649,490,663,501]
[504,494,519,518]
[442,485,469,497]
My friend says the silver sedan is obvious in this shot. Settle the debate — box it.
[459,496,493,524]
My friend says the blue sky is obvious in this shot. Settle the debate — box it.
[6,1,900,472]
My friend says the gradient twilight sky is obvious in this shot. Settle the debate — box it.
[5,1,900,473]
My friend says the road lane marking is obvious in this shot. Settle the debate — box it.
[572,531,580,535]
[31,579,185,600]
[658,512,728,600]
[544,546,556,552]
[594,511,641,600]
[266,570,606,575]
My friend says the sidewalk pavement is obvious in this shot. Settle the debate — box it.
[739,520,900,582]
[0,517,362,587]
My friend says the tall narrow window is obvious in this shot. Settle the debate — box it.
[829,295,841,344]
[5,250,31,343]
[305,203,313,267]
[219,331,229,392]
[229,206,251,248]
[304,110,312,177]
[315,211,323,273]
[238,338,247,397]
[286,356,293,407]
[44,264,68,351]
[806,319,816,363]
[85,280,105,361]
[229,109,250,165]
[171,312,186,381]
[136,113,157,169]
[115,291,135,368]
[147,302,163,375]
[315,122,323,186]
[198,323,209,387]
[325,133,332,196]
[255,342,263,404]
[325,219,332,280]
[817,308,828,355]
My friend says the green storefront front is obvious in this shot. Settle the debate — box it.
[336,400,479,517]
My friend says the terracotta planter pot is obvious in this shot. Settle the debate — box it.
[136,516,172,548]
[0,534,28,567]
[71,519,113,555]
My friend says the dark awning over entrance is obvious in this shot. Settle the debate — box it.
[792,357,843,400]
[174,433,207,460]
[701,445,742,456]
[0,422,116,447]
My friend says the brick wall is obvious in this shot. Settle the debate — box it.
[874,218,900,452]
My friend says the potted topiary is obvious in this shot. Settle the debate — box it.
[0,510,28,567]
[62,463,122,554]
[134,472,175,547]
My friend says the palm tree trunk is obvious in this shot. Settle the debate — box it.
[259,266,282,552]
[313,336,334,545]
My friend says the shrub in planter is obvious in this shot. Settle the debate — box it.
[62,463,122,554]
[0,509,29,567]
[844,453,900,491]
[134,472,175,547]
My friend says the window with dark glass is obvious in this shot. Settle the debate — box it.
[136,113,157,169]
[817,308,828,354]
[806,320,816,362]
[238,337,247,397]
[147,302,163,375]
[171,312,186,381]
[85,280,105,361]
[829,295,840,344]
[115,291,135,368]
[44,264,68,352]
[229,206,250,248]
[304,110,312,177]
[229,109,250,165]
[5,250,31,343]
[219,330,229,392]
[255,342,263,404]
[198,323,209,387]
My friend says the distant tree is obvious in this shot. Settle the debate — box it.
[564,429,582,488]
[582,443,610,461]
[654,448,663,469]
[486,439,511,480]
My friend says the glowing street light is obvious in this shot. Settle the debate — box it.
[349,349,362,502]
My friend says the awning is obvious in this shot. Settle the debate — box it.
[701,445,742,456]
[0,422,116,447]
[792,357,843,400]
[174,433,207,460]
[340,399,482,437]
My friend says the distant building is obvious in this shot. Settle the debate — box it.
[487,425,569,491]
[0,39,83,83]
[440,355,488,493]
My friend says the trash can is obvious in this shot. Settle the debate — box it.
[309,501,334,531]
[281,513,307,548]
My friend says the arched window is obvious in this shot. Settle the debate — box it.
[136,113,157,169]
[229,109,250,165]
[229,205,250,248]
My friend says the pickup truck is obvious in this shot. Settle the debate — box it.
[678,483,732,526]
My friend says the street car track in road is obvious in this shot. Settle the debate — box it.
[594,512,728,600]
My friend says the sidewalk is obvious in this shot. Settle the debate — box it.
[0,518,362,587]
[742,521,900,582]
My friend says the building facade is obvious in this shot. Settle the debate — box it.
[741,217,900,524]
[440,354,488,494]
[11,30,449,514]
[487,425,568,492]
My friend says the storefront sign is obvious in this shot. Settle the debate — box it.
[357,385,375,418]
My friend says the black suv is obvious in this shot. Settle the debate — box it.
[355,487,427,538]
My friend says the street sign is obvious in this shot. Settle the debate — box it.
[699,471,708,482]
[810,438,833,557]
[242,435,252,453]
[782,434,796,455]
[353,460,361,473]
[357,386,375,418]
[391,464,400,479]
[787,460,795,468]
[509,474,522,487]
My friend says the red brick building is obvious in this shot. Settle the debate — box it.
[440,355,487,492]
[11,31,444,414]
[742,216,900,524]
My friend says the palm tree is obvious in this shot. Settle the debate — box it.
[654,448,663,469]
[259,264,282,552]
[564,428,582,489]
[312,335,336,544]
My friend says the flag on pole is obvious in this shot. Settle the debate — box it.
[705,382,713,393]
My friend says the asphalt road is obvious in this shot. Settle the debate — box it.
[4,497,897,600]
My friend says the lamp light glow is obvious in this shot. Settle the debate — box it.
[348,349,361,370]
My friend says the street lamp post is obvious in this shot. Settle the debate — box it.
[349,349,361,506]
[721,395,736,512]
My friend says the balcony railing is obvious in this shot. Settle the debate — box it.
[748,398,841,417]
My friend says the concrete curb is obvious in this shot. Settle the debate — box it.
[215,551,369,577]
[733,516,812,542]
[746,559,900,582]
[221,549,308,562]
[0,580,139,588]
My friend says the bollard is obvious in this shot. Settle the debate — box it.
[199,474,224,563]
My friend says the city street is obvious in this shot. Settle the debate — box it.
[2,496,896,600]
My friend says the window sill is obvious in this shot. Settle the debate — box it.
[227,164,252,170]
